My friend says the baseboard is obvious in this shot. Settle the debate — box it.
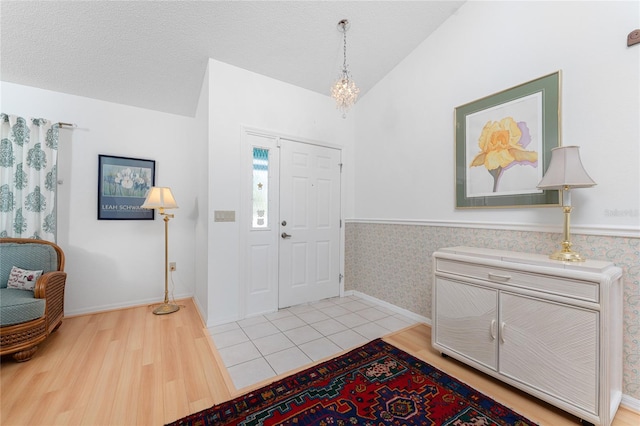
[621,394,640,413]
[64,293,192,317]
[345,290,431,325]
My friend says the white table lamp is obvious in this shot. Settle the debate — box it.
[537,146,596,261]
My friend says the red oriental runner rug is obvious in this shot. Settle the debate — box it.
[168,338,535,425]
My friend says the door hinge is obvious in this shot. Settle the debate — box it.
[339,273,344,283]
[340,219,342,228]
[339,163,343,172]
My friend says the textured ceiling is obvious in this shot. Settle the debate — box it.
[1,1,465,117]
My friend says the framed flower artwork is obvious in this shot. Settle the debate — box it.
[455,71,561,208]
[98,155,155,220]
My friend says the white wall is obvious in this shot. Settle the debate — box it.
[354,1,639,235]
[1,82,200,315]
[202,59,355,326]
[193,63,211,321]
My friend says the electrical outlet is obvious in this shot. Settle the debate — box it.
[169,262,176,272]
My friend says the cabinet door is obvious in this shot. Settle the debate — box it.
[499,292,598,415]
[434,277,498,370]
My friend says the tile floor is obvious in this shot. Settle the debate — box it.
[207,295,418,390]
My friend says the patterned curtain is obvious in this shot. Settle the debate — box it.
[0,114,59,241]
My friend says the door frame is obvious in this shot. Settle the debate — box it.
[239,126,345,319]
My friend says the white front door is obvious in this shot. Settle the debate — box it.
[278,139,341,308]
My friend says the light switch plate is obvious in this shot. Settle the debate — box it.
[214,210,236,222]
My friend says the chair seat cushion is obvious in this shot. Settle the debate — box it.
[0,288,46,326]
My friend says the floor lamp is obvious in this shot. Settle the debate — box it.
[142,186,180,314]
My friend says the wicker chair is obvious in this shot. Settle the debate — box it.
[0,238,67,362]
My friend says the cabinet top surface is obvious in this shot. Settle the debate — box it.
[436,246,618,274]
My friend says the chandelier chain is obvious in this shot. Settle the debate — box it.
[342,26,348,74]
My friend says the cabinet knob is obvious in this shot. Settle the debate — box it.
[488,273,511,282]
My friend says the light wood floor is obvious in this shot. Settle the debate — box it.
[1,298,638,425]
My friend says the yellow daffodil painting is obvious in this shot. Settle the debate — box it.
[469,116,538,193]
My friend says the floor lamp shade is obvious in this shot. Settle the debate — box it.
[141,187,179,211]
[537,146,596,262]
[142,186,180,315]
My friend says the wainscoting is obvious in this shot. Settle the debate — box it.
[344,221,640,402]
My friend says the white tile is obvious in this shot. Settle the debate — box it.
[287,303,315,314]
[287,305,317,315]
[218,341,262,367]
[311,318,348,336]
[264,310,294,321]
[242,321,281,340]
[212,328,249,349]
[299,337,342,361]
[352,322,391,340]
[318,305,350,318]
[331,296,356,305]
[265,347,312,375]
[227,357,276,390]
[252,332,295,356]
[394,314,416,322]
[334,312,369,328]
[355,298,377,307]
[357,307,390,322]
[208,322,239,335]
[297,310,330,324]
[327,329,368,350]
[271,315,306,331]
[310,299,338,309]
[394,314,418,325]
[375,305,398,315]
[375,315,414,332]
[340,300,370,312]
[237,315,268,328]
[284,325,324,345]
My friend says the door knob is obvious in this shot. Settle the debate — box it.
[281,232,292,239]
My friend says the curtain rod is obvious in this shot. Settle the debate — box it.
[56,122,77,128]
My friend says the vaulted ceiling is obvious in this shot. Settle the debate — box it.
[1,1,465,116]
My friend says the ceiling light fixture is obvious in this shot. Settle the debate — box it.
[330,19,360,118]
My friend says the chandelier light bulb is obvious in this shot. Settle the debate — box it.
[331,76,360,118]
[330,19,359,118]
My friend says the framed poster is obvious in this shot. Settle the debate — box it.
[455,71,561,208]
[98,155,155,220]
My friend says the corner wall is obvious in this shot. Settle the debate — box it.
[354,1,639,232]
[202,59,355,326]
[1,82,200,315]
[349,1,639,401]
[345,221,640,403]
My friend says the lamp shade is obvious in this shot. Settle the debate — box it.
[537,146,596,189]
[141,187,179,209]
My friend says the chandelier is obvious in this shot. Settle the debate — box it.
[330,19,360,118]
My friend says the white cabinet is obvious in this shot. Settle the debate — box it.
[432,247,623,426]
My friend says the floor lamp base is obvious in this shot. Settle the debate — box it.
[153,303,180,315]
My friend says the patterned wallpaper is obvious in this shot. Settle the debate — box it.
[344,222,639,400]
